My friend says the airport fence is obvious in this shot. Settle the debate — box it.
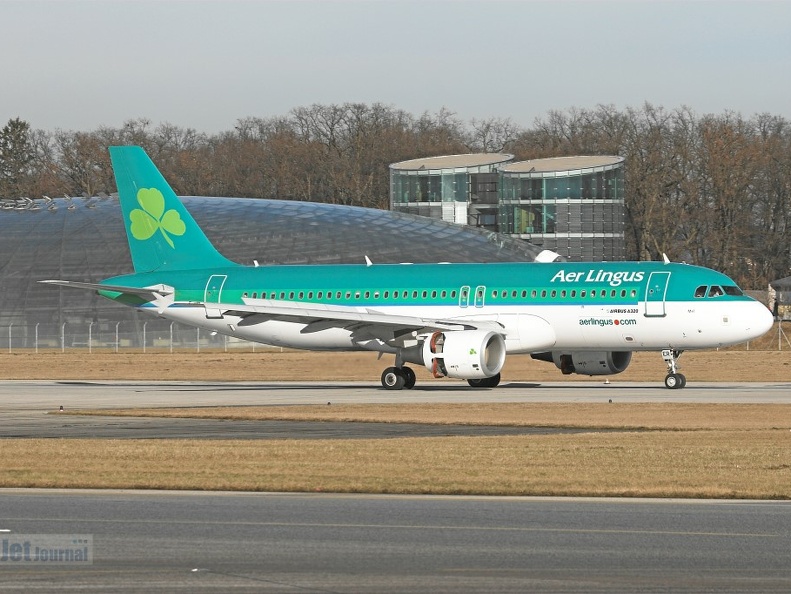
[0,322,279,353]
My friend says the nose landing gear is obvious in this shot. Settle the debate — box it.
[662,349,687,389]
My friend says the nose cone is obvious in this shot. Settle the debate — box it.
[744,300,774,340]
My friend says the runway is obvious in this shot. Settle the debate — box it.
[0,490,789,593]
[1,379,789,439]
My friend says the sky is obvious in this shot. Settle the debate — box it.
[2,0,790,134]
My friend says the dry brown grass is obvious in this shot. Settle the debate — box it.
[70,403,791,431]
[1,431,789,498]
[1,347,791,382]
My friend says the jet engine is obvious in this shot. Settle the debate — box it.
[402,330,507,379]
[532,351,632,376]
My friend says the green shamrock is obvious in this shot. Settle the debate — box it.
[129,188,186,249]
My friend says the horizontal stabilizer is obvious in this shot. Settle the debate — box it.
[39,280,174,299]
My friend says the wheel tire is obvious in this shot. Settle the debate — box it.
[664,373,681,389]
[402,367,416,389]
[486,372,501,388]
[677,374,687,389]
[381,367,405,390]
[468,373,501,388]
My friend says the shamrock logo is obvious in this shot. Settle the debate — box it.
[129,188,186,249]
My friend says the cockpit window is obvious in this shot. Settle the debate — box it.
[694,285,707,298]
[708,286,724,297]
[723,285,743,296]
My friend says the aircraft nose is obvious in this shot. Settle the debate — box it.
[745,300,774,339]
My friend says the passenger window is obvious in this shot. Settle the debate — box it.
[289,292,295,299]
[694,285,707,298]
[531,290,537,298]
[521,290,527,298]
[451,290,457,298]
[308,292,313,300]
[550,290,556,298]
[540,290,547,298]
[571,290,576,298]
[708,286,724,298]
[364,291,370,299]
[492,290,498,298]
[561,290,567,298]
[298,292,304,300]
[252,292,257,299]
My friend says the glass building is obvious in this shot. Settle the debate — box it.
[500,156,625,261]
[0,195,545,349]
[390,154,514,230]
[390,154,626,262]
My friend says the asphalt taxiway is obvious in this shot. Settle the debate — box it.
[1,380,789,439]
[0,490,789,593]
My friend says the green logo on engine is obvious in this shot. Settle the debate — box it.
[129,188,186,249]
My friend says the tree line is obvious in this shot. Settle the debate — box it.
[1,103,789,288]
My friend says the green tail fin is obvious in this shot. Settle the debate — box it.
[109,146,236,273]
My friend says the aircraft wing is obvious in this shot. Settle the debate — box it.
[223,300,503,345]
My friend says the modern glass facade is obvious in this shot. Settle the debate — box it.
[0,195,545,349]
[390,154,625,262]
[390,154,514,229]
[499,156,625,261]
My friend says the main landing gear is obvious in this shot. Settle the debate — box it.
[381,366,416,390]
[467,374,501,388]
[662,349,687,389]
[380,366,501,390]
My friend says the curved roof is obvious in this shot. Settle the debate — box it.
[0,196,545,329]
[390,153,514,171]
[502,155,624,174]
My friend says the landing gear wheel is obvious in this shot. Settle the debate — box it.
[664,373,685,390]
[661,349,686,389]
[381,367,405,390]
[467,373,501,388]
[401,367,416,389]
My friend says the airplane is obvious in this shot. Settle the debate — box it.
[41,146,774,390]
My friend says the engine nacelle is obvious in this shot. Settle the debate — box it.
[401,330,506,380]
[532,351,632,376]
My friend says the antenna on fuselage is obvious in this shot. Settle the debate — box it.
[662,253,671,264]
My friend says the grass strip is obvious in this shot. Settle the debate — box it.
[1,431,789,498]
[65,403,791,431]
